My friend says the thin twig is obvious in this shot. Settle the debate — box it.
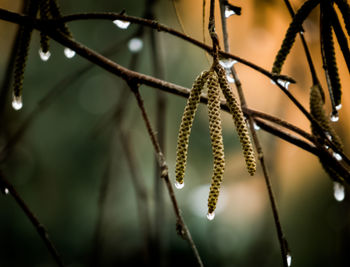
[150,22,167,267]
[130,84,204,267]
[91,153,111,267]
[0,172,65,267]
[243,107,315,143]
[171,0,188,35]
[119,129,152,264]
[218,1,289,266]
[254,118,317,155]
[90,53,139,266]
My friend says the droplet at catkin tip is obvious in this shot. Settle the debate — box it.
[174,181,184,189]
[207,212,215,220]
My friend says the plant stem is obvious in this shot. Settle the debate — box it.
[130,85,204,267]
[0,172,65,267]
[218,1,289,266]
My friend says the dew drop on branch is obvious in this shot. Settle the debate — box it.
[128,38,143,53]
[12,95,23,111]
[64,48,76,59]
[219,58,237,69]
[287,253,292,267]
[175,181,184,189]
[253,123,260,130]
[333,152,342,161]
[4,188,9,195]
[333,182,345,202]
[325,132,332,141]
[270,79,291,90]
[336,104,342,111]
[207,212,215,221]
[39,48,51,61]
[113,20,130,29]
[224,6,236,18]
[330,112,339,122]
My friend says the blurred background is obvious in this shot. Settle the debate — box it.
[0,0,349,266]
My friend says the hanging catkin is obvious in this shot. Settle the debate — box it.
[39,0,50,53]
[13,0,39,99]
[206,71,225,214]
[310,84,344,182]
[175,71,209,186]
[320,4,342,109]
[334,0,350,38]
[272,0,319,74]
[216,65,256,176]
[49,0,73,37]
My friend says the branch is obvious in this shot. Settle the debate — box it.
[0,172,65,267]
[129,84,204,267]
[0,8,294,83]
[218,1,289,266]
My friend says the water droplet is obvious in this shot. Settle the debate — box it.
[225,6,236,18]
[207,212,215,220]
[336,104,342,111]
[253,123,260,130]
[128,38,143,53]
[4,188,9,195]
[113,20,130,29]
[175,181,184,189]
[333,182,345,202]
[333,152,342,161]
[219,58,237,69]
[330,112,339,122]
[226,72,235,83]
[12,95,23,110]
[287,253,292,266]
[64,47,76,58]
[271,79,290,90]
[39,48,51,61]
[325,132,332,141]
[324,145,329,150]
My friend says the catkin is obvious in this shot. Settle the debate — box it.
[49,0,73,37]
[206,72,225,214]
[175,71,209,185]
[272,0,319,74]
[320,5,342,108]
[310,84,344,182]
[216,65,256,176]
[39,0,50,53]
[13,0,39,98]
[334,0,350,38]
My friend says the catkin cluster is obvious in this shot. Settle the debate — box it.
[175,64,256,215]
[272,0,350,117]
[13,0,73,100]
[310,84,344,182]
